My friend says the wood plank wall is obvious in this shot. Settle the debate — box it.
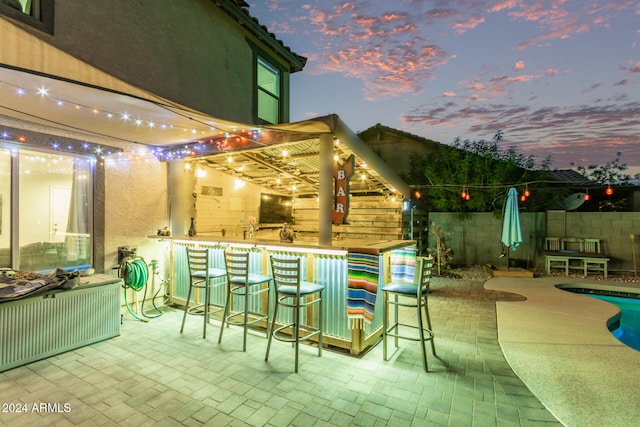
[292,195,404,242]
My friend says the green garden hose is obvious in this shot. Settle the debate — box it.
[119,257,163,320]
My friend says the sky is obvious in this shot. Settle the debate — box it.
[248,0,640,173]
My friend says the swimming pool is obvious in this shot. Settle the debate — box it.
[584,294,640,352]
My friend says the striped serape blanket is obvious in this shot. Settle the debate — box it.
[390,246,417,283]
[347,252,380,328]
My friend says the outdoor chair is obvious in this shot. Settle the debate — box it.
[180,247,227,339]
[218,250,272,351]
[265,256,324,373]
[544,237,561,251]
[583,238,602,254]
[382,255,436,372]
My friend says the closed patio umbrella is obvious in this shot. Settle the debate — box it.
[501,187,523,270]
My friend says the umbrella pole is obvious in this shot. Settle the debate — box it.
[506,249,510,271]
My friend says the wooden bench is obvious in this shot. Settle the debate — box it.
[544,238,609,278]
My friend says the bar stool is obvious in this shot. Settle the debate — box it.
[218,250,272,351]
[265,256,324,373]
[180,247,226,339]
[382,255,436,372]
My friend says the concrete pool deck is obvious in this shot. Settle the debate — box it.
[486,275,640,427]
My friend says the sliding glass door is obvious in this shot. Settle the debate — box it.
[1,144,94,271]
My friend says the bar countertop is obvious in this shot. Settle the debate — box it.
[147,235,415,254]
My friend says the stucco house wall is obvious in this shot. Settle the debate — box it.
[0,0,303,273]
[13,0,299,124]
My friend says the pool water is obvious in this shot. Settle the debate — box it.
[585,294,640,352]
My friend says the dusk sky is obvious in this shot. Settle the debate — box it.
[249,1,640,173]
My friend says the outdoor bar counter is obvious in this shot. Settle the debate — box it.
[149,235,416,355]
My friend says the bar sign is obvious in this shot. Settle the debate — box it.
[333,154,354,224]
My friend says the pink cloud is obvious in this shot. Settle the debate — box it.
[401,100,640,169]
[304,3,453,99]
[443,91,457,97]
[620,60,640,73]
[425,8,459,20]
[453,14,485,34]
[502,1,636,49]
[272,1,637,104]
[581,81,603,94]
[487,1,519,13]
[461,73,543,99]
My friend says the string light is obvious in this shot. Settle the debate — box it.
[606,186,614,196]
[584,190,590,201]
[0,78,268,161]
[0,128,120,160]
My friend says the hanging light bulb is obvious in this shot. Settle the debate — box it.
[465,191,470,200]
[584,190,590,201]
[520,195,526,202]
[524,185,530,198]
[461,188,467,199]
[605,186,613,196]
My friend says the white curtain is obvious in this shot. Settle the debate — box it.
[65,160,91,263]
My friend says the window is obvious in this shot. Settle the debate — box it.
[257,56,281,124]
[0,143,94,271]
[0,0,54,34]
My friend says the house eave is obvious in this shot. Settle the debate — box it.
[215,0,307,73]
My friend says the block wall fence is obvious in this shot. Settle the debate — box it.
[428,211,640,273]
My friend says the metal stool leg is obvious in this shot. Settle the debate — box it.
[294,295,300,373]
[423,295,436,356]
[393,294,399,348]
[318,291,323,357]
[383,291,388,361]
[218,283,231,344]
[180,279,194,334]
[265,290,279,362]
[416,295,428,372]
[243,285,249,352]
[203,279,210,339]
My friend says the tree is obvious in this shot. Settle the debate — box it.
[572,152,638,184]
[408,131,554,213]
[571,152,640,212]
